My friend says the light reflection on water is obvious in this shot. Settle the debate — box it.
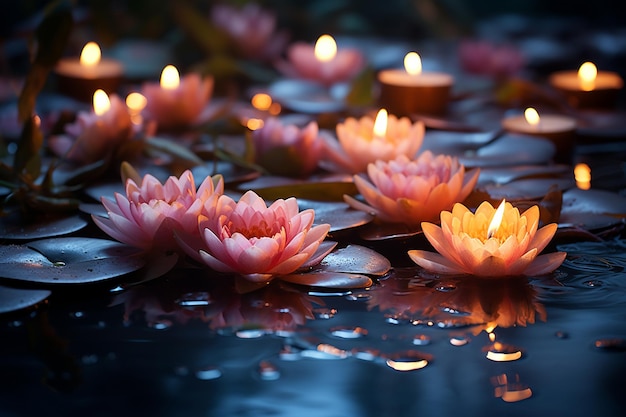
[1,239,626,416]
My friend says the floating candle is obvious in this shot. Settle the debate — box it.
[377,52,454,116]
[549,61,624,108]
[55,42,124,102]
[501,107,577,163]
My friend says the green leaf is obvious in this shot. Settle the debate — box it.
[345,66,376,108]
[145,136,204,167]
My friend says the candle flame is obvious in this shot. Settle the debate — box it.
[404,52,422,76]
[160,65,180,90]
[574,163,591,190]
[578,61,597,91]
[93,89,111,116]
[80,42,101,67]
[487,199,506,239]
[524,107,540,126]
[373,108,388,138]
[314,34,337,62]
[126,92,147,112]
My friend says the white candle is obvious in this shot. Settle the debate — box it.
[549,61,623,108]
[501,107,577,163]
[377,52,454,116]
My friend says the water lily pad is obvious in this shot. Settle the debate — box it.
[280,272,373,289]
[477,164,571,186]
[358,222,423,241]
[480,177,575,201]
[0,285,51,314]
[559,188,626,230]
[458,135,555,168]
[316,244,391,276]
[245,179,358,202]
[0,237,146,284]
[299,199,373,232]
[191,161,260,185]
[0,212,88,240]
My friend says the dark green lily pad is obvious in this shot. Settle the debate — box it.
[316,244,391,276]
[0,285,51,314]
[280,271,373,289]
[0,213,88,240]
[242,177,358,201]
[299,199,373,232]
[0,237,146,284]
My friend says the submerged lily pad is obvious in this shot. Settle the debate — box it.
[559,188,626,231]
[0,213,88,240]
[0,237,146,284]
[0,286,51,314]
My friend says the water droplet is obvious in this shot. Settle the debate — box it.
[150,319,173,330]
[583,280,603,288]
[384,350,431,371]
[385,314,401,325]
[236,328,267,339]
[435,283,456,292]
[71,311,85,319]
[450,335,470,346]
[279,345,302,361]
[351,347,380,361]
[594,338,626,351]
[177,292,212,307]
[555,331,569,339]
[301,344,349,359]
[330,326,368,339]
[314,308,337,319]
[486,342,523,362]
[109,285,125,293]
[9,320,23,328]
[97,321,106,328]
[309,291,352,297]
[258,361,280,380]
[53,261,66,267]
[412,334,431,346]
[195,366,222,380]
[174,366,189,376]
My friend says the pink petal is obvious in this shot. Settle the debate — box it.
[407,249,465,274]
[524,252,567,276]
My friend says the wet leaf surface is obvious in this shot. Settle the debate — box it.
[0,213,88,240]
[0,285,50,314]
[300,199,373,232]
[315,244,391,276]
[0,237,146,284]
[280,271,373,289]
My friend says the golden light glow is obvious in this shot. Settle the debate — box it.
[574,163,591,190]
[80,42,101,67]
[487,199,506,239]
[373,108,388,139]
[404,52,422,76]
[269,102,282,115]
[246,118,264,130]
[126,92,147,112]
[126,92,147,125]
[314,34,337,62]
[502,388,533,402]
[578,61,597,91]
[486,350,523,362]
[160,65,180,90]
[251,93,272,111]
[524,107,540,127]
[488,332,496,342]
[385,359,428,371]
[93,89,111,116]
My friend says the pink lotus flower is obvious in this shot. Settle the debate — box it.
[141,68,213,131]
[459,40,525,78]
[211,3,288,61]
[344,152,480,225]
[275,36,365,86]
[321,111,425,174]
[408,201,567,277]
[180,190,336,283]
[92,170,224,253]
[252,117,323,177]
[48,93,132,164]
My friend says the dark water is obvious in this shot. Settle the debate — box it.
[1,237,625,417]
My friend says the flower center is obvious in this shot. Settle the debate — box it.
[230,219,277,239]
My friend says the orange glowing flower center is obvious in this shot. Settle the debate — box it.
[229,219,280,239]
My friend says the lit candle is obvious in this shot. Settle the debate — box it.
[548,61,623,108]
[140,64,213,131]
[55,41,124,102]
[372,108,388,140]
[377,51,454,116]
[501,107,577,163]
[276,34,365,86]
[574,163,591,190]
